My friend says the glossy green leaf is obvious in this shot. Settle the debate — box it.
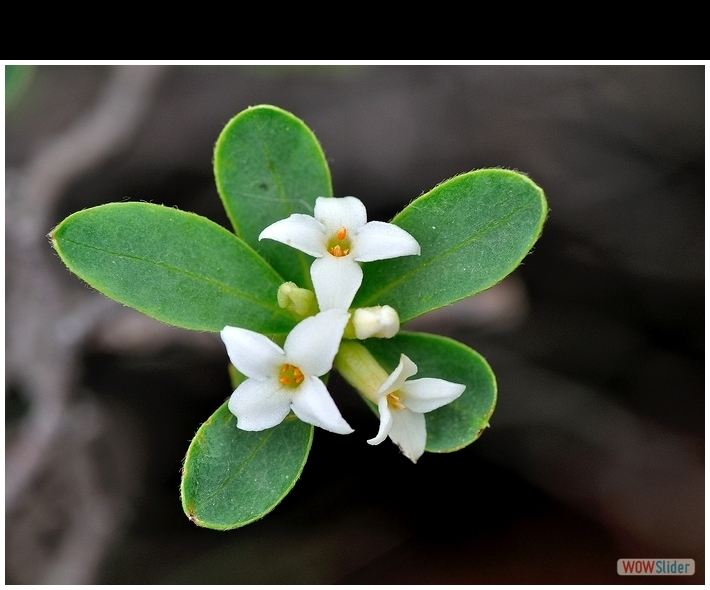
[51,202,296,334]
[354,169,547,321]
[181,404,313,530]
[214,105,332,288]
[363,332,497,453]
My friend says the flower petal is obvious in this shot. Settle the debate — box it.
[376,354,419,397]
[221,326,284,379]
[314,196,367,232]
[310,255,363,311]
[401,378,466,414]
[352,221,420,262]
[228,378,291,431]
[283,309,350,376]
[387,408,427,463]
[367,397,393,445]
[290,376,353,434]
[258,214,326,258]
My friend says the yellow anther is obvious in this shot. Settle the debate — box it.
[386,392,405,410]
[279,363,305,388]
[327,227,351,257]
[329,244,350,257]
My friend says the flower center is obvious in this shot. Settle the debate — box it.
[386,392,405,410]
[279,363,305,388]
[327,227,351,257]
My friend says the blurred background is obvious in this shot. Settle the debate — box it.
[5,64,704,583]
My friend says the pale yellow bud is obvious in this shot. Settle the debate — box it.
[276,282,318,318]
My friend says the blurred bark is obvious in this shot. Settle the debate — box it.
[5,65,164,583]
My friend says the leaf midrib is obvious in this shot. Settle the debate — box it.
[360,193,540,307]
[61,237,289,318]
[201,428,275,505]
[254,117,313,287]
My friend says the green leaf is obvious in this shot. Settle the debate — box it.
[5,65,35,111]
[181,404,313,530]
[214,105,332,288]
[363,332,496,453]
[354,169,547,321]
[51,202,296,334]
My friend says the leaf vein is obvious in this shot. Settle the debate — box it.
[61,237,286,316]
[204,429,275,503]
[362,194,539,306]
[254,119,314,286]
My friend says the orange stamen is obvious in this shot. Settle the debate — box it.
[337,227,347,241]
[386,392,405,410]
[329,244,350,257]
[279,363,305,388]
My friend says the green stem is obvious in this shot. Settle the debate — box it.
[334,341,389,403]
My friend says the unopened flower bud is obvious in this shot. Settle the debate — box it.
[353,305,400,339]
[277,282,318,318]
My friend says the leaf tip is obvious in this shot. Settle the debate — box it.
[475,422,491,441]
[185,506,201,526]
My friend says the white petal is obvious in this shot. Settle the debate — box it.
[388,408,427,463]
[367,397,393,445]
[228,379,291,431]
[401,378,466,414]
[376,354,419,397]
[310,255,363,311]
[283,309,350,377]
[314,196,367,232]
[352,221,420,262]
[221,326,284,379]
[258,214,326,258]
[290,376,353,434]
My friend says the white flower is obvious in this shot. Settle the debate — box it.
[221,309,353,434]
[259,196,420,311]
[368,354,465,463]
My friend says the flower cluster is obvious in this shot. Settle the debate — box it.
[221,197,465,462]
